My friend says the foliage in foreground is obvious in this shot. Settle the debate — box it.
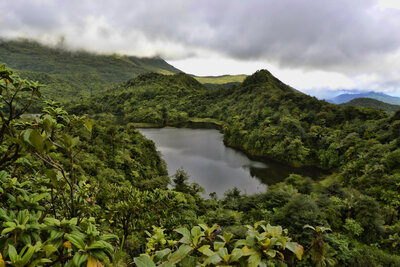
[135,222,303,267]
[2,62,400,267]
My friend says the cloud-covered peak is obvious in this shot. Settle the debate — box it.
[1,0,400,97]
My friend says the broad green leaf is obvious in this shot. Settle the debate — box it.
[180,255,198,267]
[49,230,64,240]
[41,116,54,131]
[198,224,209,232]
[28,129,44,153]
[86,223,98,236]
[8,244,18,263]
[213,241,225,250]
[286,242,303,260]
[65,233,85,250]
[21,246,35,266]
[33,193,50,202]
[42,245,58,257]
[175,227,192,244]
[248,253,261,267]
[84,119,92,132]
[316,226,331,233]
[88,241,113,257]
[99,234,118,242]
[169,245,193,264]
[231,248,243,262]
[203,254,222,265]
[198,245,214,257]
[154,248,171,262]
[219,247,228,259]
[190,226,202,239]
[90,250,108,262]
[266,250,276,258]
[234,239,247,248]
[1,227,14,235]
[303,225,315,231]
[22,129,33,144]
[87,241,108,250]
[241,246,257,256]
[44,217,60,226]
[72,253,88,267]
[69,217,78,225]
[134,255,156,267]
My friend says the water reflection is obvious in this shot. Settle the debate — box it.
[139,128,323,197]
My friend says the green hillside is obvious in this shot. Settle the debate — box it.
[73,69,387,167]
[3,63,400,265]
[193,74,247,84]
[71,70,400,265]
[194,74,247,89]
[342,97,400,113]
[0,39,181,109]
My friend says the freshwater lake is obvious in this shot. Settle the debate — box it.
[139,128,322,197]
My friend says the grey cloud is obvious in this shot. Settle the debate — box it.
[2,0,399,66]
[1,0,400,92]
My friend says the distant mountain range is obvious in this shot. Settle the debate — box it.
[327,91,400,105]
[340,98,400,113]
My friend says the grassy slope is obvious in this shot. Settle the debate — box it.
[193,74,247,84]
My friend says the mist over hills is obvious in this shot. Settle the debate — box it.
[0,39,254,103]
[0,39,181,106]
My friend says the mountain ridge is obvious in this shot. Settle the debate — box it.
[0,39,182,109]
[341,97,400,113]
[328,91,400,105]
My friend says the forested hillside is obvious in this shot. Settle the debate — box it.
[73,69,387,168]
[66,69,400,265]
[341,97,400,113]
[0,39,181,109]
[2,60,400,266]
[328,91,400,105]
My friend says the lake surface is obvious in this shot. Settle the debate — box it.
[139,128,322,197]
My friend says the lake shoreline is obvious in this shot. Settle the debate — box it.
[136,120,331,180]
[133,119,223,130]
[222,141,331,178]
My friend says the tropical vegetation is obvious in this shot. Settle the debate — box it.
[1,40,400,266]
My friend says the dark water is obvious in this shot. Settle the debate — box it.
[139,128,323,197]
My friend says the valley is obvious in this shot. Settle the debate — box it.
[139,127,325,198]
[1,40,400,266]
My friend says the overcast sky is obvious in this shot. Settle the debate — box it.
[1,0,400,98]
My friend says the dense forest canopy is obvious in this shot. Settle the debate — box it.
[341,97,400,113]
[1,41,400,266]
[0,39,181,111]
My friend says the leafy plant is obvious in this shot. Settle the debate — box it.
[134,222,303,266]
